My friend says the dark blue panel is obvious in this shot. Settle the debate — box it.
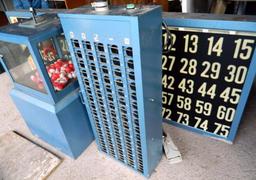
[11,88,94,158]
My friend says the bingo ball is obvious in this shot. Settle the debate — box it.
[37,82,44,90]
[51,73,60,81]
[67,73,72,79]
[48,67,55,73]
[68,64,74,70]
[35,71,40,77]
[65,67,73,73]
[72,72,77,78]
[30,75,36,82]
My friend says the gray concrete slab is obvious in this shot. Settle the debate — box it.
[0,72,255,180]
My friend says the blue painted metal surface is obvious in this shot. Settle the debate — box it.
[163,13,256,143]
[59,5,163,177]
[10,88,94,158]
[0,14,94,158]
[5,10,45,23]
[5,9,66,24]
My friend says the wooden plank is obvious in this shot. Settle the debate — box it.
[0,131,61,180]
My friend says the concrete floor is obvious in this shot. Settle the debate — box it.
[0,72,256,180]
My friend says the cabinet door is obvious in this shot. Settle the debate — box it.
[0,11,8,27]
[64,0,90,9]
[155,0,168,11]
[0,11,8,74]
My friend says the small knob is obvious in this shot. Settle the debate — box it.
[29,7,37,24]
[149,98,155,102]
[126,4,135,9]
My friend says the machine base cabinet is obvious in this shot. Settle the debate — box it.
[11,89,94,158]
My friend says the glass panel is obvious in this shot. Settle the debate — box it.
[38,37,76,92]
[57,34,71,60]
[0,41,47,93]
[38,38,58,63]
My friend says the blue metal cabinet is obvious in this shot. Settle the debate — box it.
[162,13,256,143]
[59,5,163,177]
[0,14,94,158]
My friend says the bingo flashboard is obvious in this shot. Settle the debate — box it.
[162,13,256,143]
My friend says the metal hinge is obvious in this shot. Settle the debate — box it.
[79,90,85,105]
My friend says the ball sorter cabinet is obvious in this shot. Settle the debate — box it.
[0,14,94,158]
[59,5,163,177]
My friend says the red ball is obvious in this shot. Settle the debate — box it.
[53,81,59,87]
[48,68,55,74]
[51,73,60,81]
[55,67,61,72]
[55,83,65,91]
[65,67,73,73]
[50,64,55,69]
[37,82,44,90]
[57,61,63,66]
[68,64,74,70]
[54,63,62,69]
[35,71,40,77]
[30,75,36,82]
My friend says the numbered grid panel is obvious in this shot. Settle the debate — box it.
[162,26,256,141]
[59,6,162,176]
[71,39,145,172]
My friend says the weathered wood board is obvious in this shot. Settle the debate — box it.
[0,131,61,180]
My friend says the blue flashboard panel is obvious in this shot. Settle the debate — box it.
[59,5,163,177]
[162,13,256,143]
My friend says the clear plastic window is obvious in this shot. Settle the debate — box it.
[0,41,47,93]
[38,37,76,92]
[57,34,71,60]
